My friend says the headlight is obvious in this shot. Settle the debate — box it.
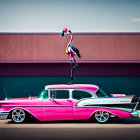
[0,108,3,111]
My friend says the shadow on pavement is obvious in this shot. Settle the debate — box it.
[7,117,140,124]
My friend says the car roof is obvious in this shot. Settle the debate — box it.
[45,84,99,93]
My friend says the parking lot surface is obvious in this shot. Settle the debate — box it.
[0,118,140,140]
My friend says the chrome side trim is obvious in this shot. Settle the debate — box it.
[2,105,72,107]
[41,105,72,107]
[0,111,9,120]
[76,96,134,107]
[134,101,139,110]
[74,106,132,112]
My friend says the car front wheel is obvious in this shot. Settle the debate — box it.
[93,111,110,123]
[11,109,26,123]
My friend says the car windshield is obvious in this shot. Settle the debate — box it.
[37,89,48,99]
[95,88,108,98]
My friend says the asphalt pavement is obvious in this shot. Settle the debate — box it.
[0,118,140,140]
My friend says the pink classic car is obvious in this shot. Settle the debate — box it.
[0,84,139,123]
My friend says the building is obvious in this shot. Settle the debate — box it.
[0,32,140,99]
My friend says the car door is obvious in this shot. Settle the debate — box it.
[71,89,93,120]
[43,89,73,121]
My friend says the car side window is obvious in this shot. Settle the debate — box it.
[72,90,92,100]
[50,90,69,99]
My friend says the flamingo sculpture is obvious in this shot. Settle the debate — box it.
[61,28,81,84]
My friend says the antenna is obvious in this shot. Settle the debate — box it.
[4,88,7,100]
[29,94,31,100]
[28,90,31,100]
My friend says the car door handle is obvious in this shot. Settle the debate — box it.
[67,99,72,102]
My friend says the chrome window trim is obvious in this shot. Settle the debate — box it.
[45,88,98,100]
[47,88,71,99]
[71,88,97,99]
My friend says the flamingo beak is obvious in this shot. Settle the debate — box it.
[61,31,64,37]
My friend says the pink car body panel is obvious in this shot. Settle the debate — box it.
[43,99,73,121]
[0,98,43,121]
[73,107,131,120]
[0,84,133,121]
[0,98,131,121]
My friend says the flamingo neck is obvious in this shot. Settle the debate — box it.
[67,31,73,48]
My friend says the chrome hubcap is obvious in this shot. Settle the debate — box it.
[95,111,109,123]
[12,109,25,123]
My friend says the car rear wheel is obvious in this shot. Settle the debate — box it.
[11,109,26,123]
[93,111,110,123]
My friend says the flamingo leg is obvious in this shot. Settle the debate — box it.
[69,57,78,84]
[72,58,78,70]
[70,59,73,81]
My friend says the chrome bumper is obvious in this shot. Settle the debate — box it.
[0,111,9,120]
[131,110,139,118]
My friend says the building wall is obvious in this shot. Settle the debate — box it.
[0,76,140,100]
[0,33,140,62]
[0,63,140,77]
[0,33,140,101]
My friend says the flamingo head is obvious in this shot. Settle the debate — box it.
[61,28,68,37]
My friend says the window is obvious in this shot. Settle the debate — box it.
[72,90,92,100]
[50,90,69,99]
[95,88,108,97]
[37,90,48,99]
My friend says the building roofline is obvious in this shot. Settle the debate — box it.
[0,32,140,35]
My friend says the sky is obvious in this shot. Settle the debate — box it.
[0,0,140,32]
